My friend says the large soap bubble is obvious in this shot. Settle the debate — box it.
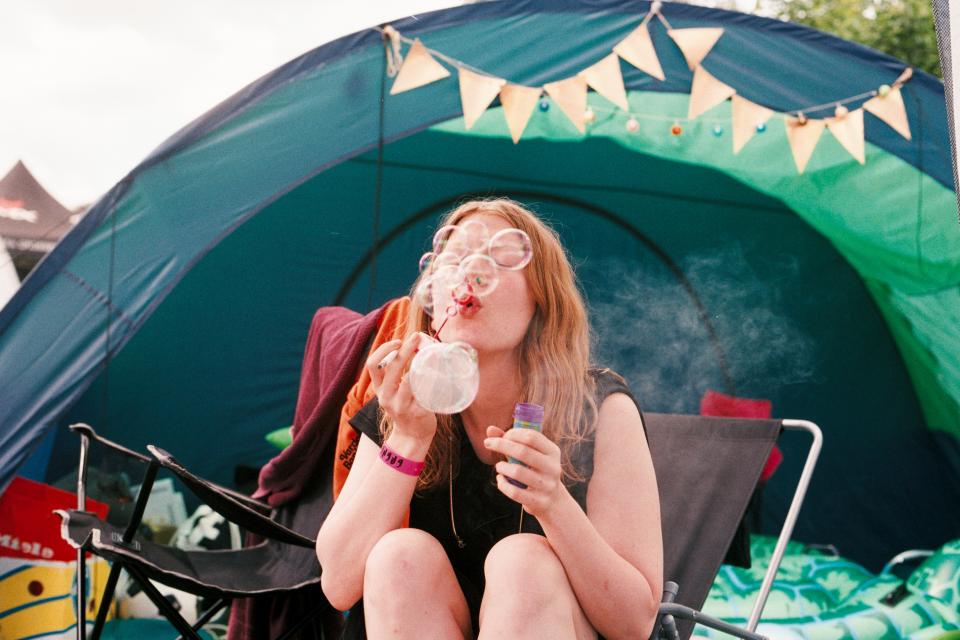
[408,341,479,414]
[488,228,533,270]
[433,220,490,258]
[459,254,499,296]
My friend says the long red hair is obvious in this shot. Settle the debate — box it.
[381,197,597,490]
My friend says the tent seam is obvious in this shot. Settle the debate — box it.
[59,269,136,332]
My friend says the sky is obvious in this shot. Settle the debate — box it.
[0,1,460,209]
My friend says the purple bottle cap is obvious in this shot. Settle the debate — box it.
[513,402,544,424]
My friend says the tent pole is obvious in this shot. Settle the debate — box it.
[369,27,388,311]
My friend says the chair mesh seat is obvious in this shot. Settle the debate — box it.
[58,510,321,599]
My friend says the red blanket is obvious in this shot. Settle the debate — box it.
[700,389,783,482]
[254,304,385,507]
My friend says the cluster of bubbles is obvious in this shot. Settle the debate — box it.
[407,220,533,414]
[414,220,533,318]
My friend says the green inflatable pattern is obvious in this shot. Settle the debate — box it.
[693,537,960,640]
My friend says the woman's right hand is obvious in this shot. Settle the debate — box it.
[365,332,438,444]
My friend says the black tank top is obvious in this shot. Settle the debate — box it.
[345,367,644,631]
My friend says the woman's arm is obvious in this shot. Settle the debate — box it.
[316,430,430,610]
[487,392,663,639]
[316,332,437,611]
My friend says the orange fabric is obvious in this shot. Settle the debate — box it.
[332,297,411,509]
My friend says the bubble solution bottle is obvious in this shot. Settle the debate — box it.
[507,402,545,489]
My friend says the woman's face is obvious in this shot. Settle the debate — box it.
[430,212,536,356]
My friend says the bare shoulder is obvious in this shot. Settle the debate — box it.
[590,391,650,485]
[595,391,645,439]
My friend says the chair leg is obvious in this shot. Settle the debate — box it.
[125,565,204,640]
[651,581,680,640]
[174,599,230,640]
[76,548,87,640]
[89,563,124,640]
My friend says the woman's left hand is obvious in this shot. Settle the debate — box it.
[484,425,566,520]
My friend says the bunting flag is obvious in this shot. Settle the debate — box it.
[826,109,866,164]
[458,67,506,129]
[731,95,774,153]
[668,28,724,70]
[380,25,911,169]
[500,84,542,143]
[688,66,736,120]
[544,76,588,133]
[785,116,826,173]
[389,38,451,95]
[863,87,912,140]
[579,53,629,110]
[613,22,665,80]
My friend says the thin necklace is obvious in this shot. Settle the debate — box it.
[449,444,524,549]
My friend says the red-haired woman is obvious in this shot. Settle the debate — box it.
[316,198,662,640]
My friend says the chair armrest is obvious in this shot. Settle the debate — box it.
[70,423,270,515]
[658,603,769,640]
[147,445,315,549]
[70,423,153,463]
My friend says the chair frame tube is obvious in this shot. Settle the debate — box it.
[660,603,769,640]
[745,419,822,632]
[71,424,164,640]
[76,431,90,640]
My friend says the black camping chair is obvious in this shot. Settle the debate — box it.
[56,423,340,640]
[646,414,822,640]
[57,414,820,640]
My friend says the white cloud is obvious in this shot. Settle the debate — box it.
[0,0,460,208]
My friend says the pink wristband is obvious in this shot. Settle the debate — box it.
[379,443,425,476]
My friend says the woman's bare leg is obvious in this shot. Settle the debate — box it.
[478,533,597,640]
[363,528,473,639]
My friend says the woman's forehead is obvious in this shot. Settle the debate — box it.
[460,210,513,232]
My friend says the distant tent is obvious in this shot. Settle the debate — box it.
[0,160,76,281]
[1,0,959,569]
[0,237,18,309]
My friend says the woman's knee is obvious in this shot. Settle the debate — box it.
[485,534,563,578]
[481,534,591,636]
[364,528,448,589]
[484,533,568,603]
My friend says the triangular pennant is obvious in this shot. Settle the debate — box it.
[579,53,629,110]
[544,76,588,133]
[863,87,912,140]
[458,67,506,129]
[500,84,542,143]
[826,108,866,164]
[688,66,736,120]
[785,116,826,173]
[389,38,451,95]
[613,22,665,80]
[731,95,774,153]
[667,28,724,70]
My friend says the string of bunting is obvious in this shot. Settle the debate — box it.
[379,5,913,174]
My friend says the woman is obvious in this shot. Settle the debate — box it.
[316,198,662,639]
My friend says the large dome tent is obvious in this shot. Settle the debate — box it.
[1,0,958,570]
